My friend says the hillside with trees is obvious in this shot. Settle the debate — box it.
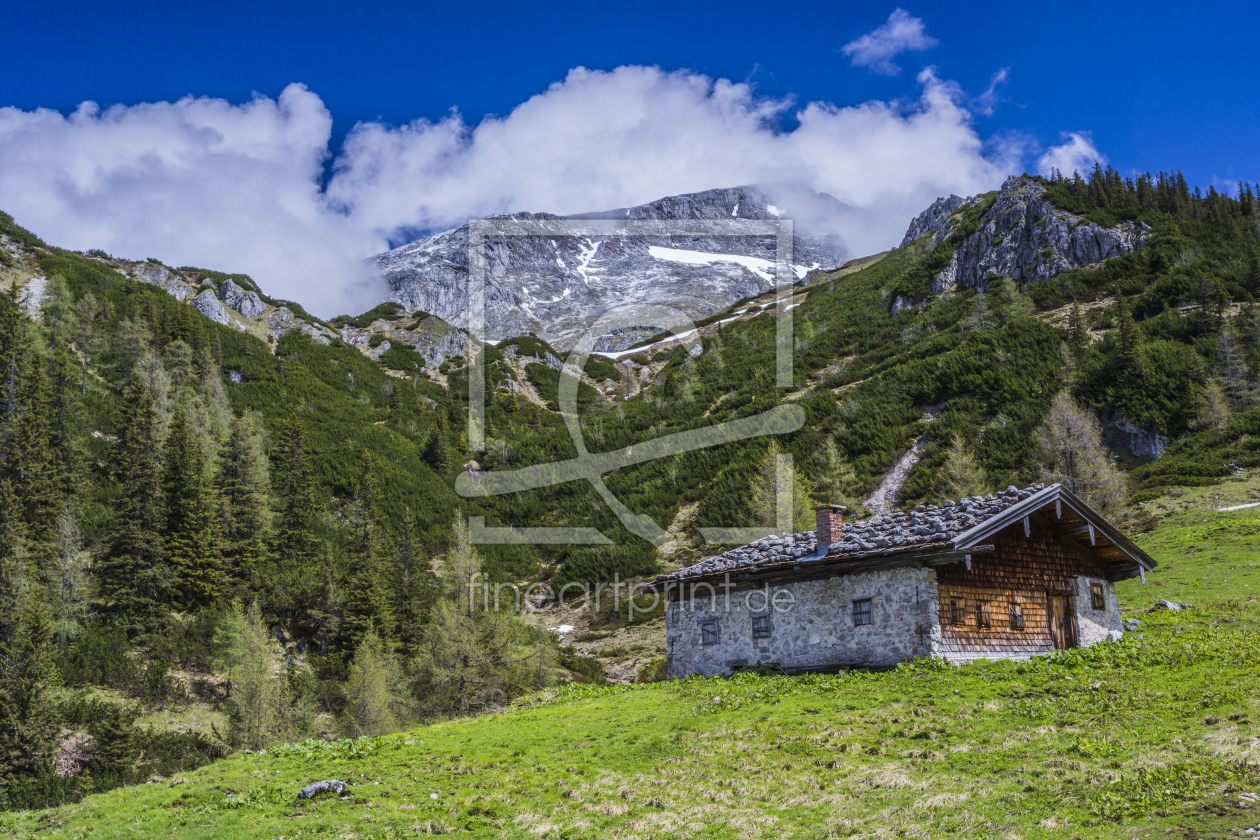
[2,163,1260,813]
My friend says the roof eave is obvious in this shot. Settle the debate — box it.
[949,483,1156,572]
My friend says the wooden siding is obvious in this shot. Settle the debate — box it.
[936,515,1107,660]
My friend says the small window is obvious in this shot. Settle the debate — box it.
[751,614,772,639]
[950,599,966,626]
[975,602,992,629]
[1009,604,1025,631]
[701,620,719,646]
[1091,582,1106,611]
[852,598,873,626]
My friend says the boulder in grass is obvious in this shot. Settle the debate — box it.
[1148,599,1181,613]
[298,780,347,799]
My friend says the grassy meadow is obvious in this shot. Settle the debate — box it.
[4,484,1260,840]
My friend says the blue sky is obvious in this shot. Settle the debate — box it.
[5,0,1255,185]
[1,0,1256,311]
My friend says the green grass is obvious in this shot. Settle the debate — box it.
[7,610,1260,837]
[1117,472,1260,606]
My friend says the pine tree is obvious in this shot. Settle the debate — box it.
[162,411,223,609]
[1247,241,1260,293]
[216,413,270,593]
[1193,379,1232,431]
[45,345,82,497]
[96,384,172,629]
[0,479,29,640]
[340,467,398,650]
[393,507,434,649]
[48,509,89,648]
[0,293,60,572]
[70,292,100,397]
[968,288,993,330]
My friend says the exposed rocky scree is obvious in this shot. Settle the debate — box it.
[902,175,1149,295]
[372,183,853,352]
[658,484,1043,582]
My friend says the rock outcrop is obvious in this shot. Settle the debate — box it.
[899,194,971,247]
[1104,414,1170,460]
[266,308,337,345]
[132,262,193,301]
[904,176,1149,293]
[218,280,267,318]
[191,290,230,325]
[372,184,852,352]
[18,276,47,317]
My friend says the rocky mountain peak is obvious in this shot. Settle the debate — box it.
[372,184,853,352]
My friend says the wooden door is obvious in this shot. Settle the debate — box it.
[1048,595,1075,649]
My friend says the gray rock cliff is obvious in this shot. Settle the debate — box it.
[191,290,230,325]
[218,280,268,318]
[132,262,193,301]
[905,176,1149,294]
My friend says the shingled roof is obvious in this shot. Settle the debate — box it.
[655,482,1155,586]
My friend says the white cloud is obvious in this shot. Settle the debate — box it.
[1037,131,1106,179]
[841,9,939,76]
[0,85,386,316]
[971,68,1009,116]
[331,64,1017,266]
[0,65,1033,317]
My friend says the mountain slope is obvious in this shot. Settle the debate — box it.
[373,183,851,351]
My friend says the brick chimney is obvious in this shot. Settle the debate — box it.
[813,504,845,547]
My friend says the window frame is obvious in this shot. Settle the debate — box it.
[700,619,720,646]
[949,599,966,626]
[1009,603,1025,630]
[751,614,772,639]
[1090,582,1106,611]
[852,598,873,627]
[975,602,992,629]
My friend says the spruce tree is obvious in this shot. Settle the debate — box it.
[423,416,451,472]
[45,344,82,497]
[1248,241,1260,293]
[97,384,172,629]
[216,413,270,593]
[1067,302,1089,351]
[1116,298,1142,375]
[267,417,326,627]
[0,292,59,572]
[162,411,223,609]
[340,467,397,650]
[0,598,58,782]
